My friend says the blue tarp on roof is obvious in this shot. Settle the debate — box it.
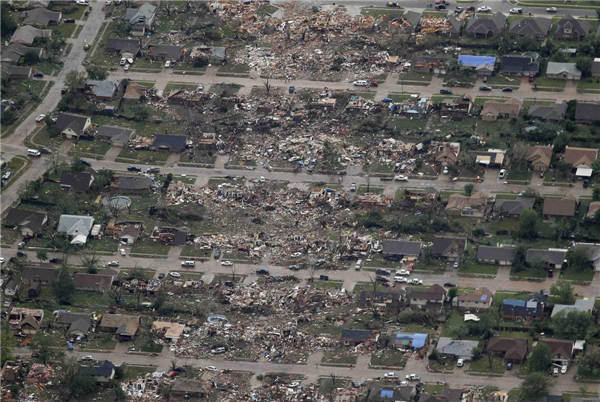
[458,55,496,67]
[503,299,526,307]
[381,390,394,398]
[395,333,428,349]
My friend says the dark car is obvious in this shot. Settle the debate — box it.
[214,249,221,259]
[289,265,300,270]
[256,269,270,275]
[502,87,513,92]
[16,252,27,257]
[506,362,513,370]
[49,258,63,264]
[369,81,378,87]
[583,179,590,188]
[479,85,492,91]
[440,89,453,95]
[158,273,165,279]
[33,72,44,78]
[128,166,141,172]
[375,268,391,276]
[289,86,295,93]
[148,167,160,173]
[319,275,329,281]
[435,4,446,9]
[548,268,554,278]
[376,276,390,282]
[82,160,91,167]
[444,282,457,287]
[466,6,475,11]
[39,147,52,154]
[224,281,235,287]
[64,18,76,23]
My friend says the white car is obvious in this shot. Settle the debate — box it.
[76,0,89,5]
[443,166,449,175]
[384,372,399,379]
[406,374,421,381]
[399,381,409,386]
[457,358,464,367]
[107,261,120,266]
[394,175,408,182]
[546,7,557,12]
[394,276,407,283]
[509,7,522,14]
[205,366,217,371]
[353,80,368,86]
[120,58,126,66]
[35,114,46,122]
[169,272,181,278]
[198,84,204,91]
[397,269,410,276]
[2,172,11,180]
[165,61,171,68]
[498,169,506,179]
[124,64,130,71]
[291,252,302,258]
[120,249,126,256]
[259,176,266,183]
[561,365,567,374]
[81,355,93,361]
[409,278,423,285]
[106,0,112,4]
[221,261,233,266]
[477,6,491,12]
[0,258,5,264]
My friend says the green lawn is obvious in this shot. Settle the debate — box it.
[119,365,156,381]
[388,117,428,131]
[70,140,112,156]
[82,333,118,351]
[370,349,408,367]
[458,262,498,275]
[312,281,344,289]
[130,238,170,255]
[486,75,521,87]
[321,350,358,365]
[356,185,384,195]
[577,77,600,91]
[164,82,198,91]
[470,356,505,374]
[48,23,77,38]
[440,310,464,338]
[509,265,547,279]
[535,77,567,88]
[218,64,251,74]
[473,97,508,107]
[559,269,595,282]
[117,148,169,164]
[361,7,404,18]
[398,72,433,83]
[507,164,531,182]
[209,83,242,95]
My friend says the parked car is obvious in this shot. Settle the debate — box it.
[455,6,463,11]
[453,262,459,268]
[394,276,408,283]
[509,7,523,14]
[120,249,126,256]
[384,372,399,379]
[457,359,464,367]
[169,272,181,278]
[17,252,27,257]
[33,72,44,78]
[466,6,475,11]
[124,64,130,71]
[256,269,270,275]
[205,366,217,371]
[289,265,300,270]
[319,275,329,281]
[81,355,93,361]
[561,365,567,374]
[107,261,120,266]
[502,87,514,92]
[546,7,557,12]
[409,278,423,285]
[439,89,453,95]
[406,374,421,381]
[583,179,590,188]
[499,169,506,179]
[81,160,91,167]
[353,80,368,86]
[376,269,391,276]
[158,273,165,279]
[181,261,195,267]
[165,61,171,68]
[214,249,221,259]
[221,261,234,266]
[479,85,492,91]
[395,175,408,181]
[387,2,399,6]
[49,258,62,264]
[376,276,390,282]
[128,166,141,172]
[39,147,52,154]
[2,172,11,180]
[148,167,160,173]
[477,6,491,12]
[506,362,513,370]
[444,282,457,287]
[397,269,410,276]
[350,183,356,192]
[288,86,295,93]
[35,114,46,122]
[399,381,409,386]
[443,166,449,175]
[76,0,89,5]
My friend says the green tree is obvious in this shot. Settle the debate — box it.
[91,169,114,192]
[85,65,109,81]
[554,133,571,153]
[36,250,48,263]
[578,351,600,377]
[550,280,575,304]
[133,108,149,122]
[64,70,87,93]
[80,250,100,274]
[551,218,577,240]
[1,330,17,366]
[515,210,540,240]
[30,334,64,364]
[56,358,96,400]
[593,186,600,202]
[521,373,552,400]
[568,248,592,272]
[52,266,76,304]
[1,109,17,125]
[447,287,458,301]
[553,310,595,340]
[23,50,40,65]
[1,3,18,37]
[528,343,552,372]
[464,184,475,196]
[576,57,593,78]
[71,156,86,172]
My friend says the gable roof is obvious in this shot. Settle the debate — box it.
[152,134,187,150]
[586,201,600,219]
[73,273,113,291]
[543,196,577,217]
[80,360,115,378]
[494,197,535,216]
[106,38,142,54]
[575,101,600,122]
[147,44,182,59]
[528,103,568,121]
[97,126,135,143]
[411,284,447,301]
[1,44,44,63]
[54,312,93,325]
[85,79,118,98]
[441,15,463,35]
[557,15,590,37]
[120,226,140,239]
[432,236,467,258]
[501,56,539,74]
[476,246,516,262]
[55,113,89,135]
[18,314,41,330]
[5,208,47,232]
[540,339,573,358]
[509,18,552,36]
[99,314,140,336]
[551,298,595,317]
[125,3,156,25]
[481,99,522,117]
[458,55,496,68]
[466,12,506,35]
[526,249,568,265]
[564,146,598,167]
[21,8,61,26]
[382,240,422,256]
[369,385,414,402]
[547,62,581,77]
[60,170,93,190]
[457,287,493,303]
[22,266,58,282]
[116,176,153,190]
[9,25,52,45]
[57,215,95,236]
[486,338,528,360]
[436,337,479,358]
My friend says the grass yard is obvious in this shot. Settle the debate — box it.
[522,99,556,110]
[130,238,170,256]
[559,269,595,282]
[312,280,344,289]
[218,64,251,74]
[370,349,408,367]
[209,83,242,95]
[321,350,358,365]
[48,23,77,38]
[70,140,112,156]
[119,365,156,381]
[81,333,118,351]
[424,384,446,395]
[507,164,531,182]
[509,265,547,279]
[397,72,433,83]
[164,82,199,91]
[50,4,86,19]
[458,262,498,275]
[361,7,404,18]
[486,75,521,87]
[318,377,351,397]
[352,91,376,100]
[577,77,600,91]
[431,94,459,103]
[440,310,464,337]
[473,97,508,107]
[388,117,428,132]
[469,356,505,374]
[117,148,169,164]
[356,185,384,195]
[256,3,278,16]
[181,246,213,258]
[535,77,567,88]
[387,93,419,102]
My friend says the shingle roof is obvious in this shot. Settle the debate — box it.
[99,314,140,336]
[509,18,551,37]
[432,236,467,258]
[106,38,142,54]
[586,201,600,219]
[125,3,156,25]
[22,266,58,282]
[551,299,595,317]
[546,62,581,77]
[1,44,43,63]
[55,113,89,135]
[80,360,115,378]
[481,99,522,117]
[120,226,140,239]
[9,25,51,45]
[382,240,422,256]
[57,215,95,236]
[152,134,187,150]
[575,101,600,122]
[526,249,568,265]
[85,79,118,98]
[5,208,47,233]
[97,126,135,143]
[564,146,598,167]
[147,44,182,59]
[528,104,567,121]
[436,337,479,358]
[494,197,535,216]
[466,12,506,35]
[476,246,516,262]
[73,273,113,291]
[117,176,153,190]
[21,8,61,26]
[542,197,577,217]
[60,171,93,190]
[487,338,528,360]
[411,284,447,301]
[556,15,590,37]
[501,56,538,74]
[457,287,493,303]
[540,339,573,359]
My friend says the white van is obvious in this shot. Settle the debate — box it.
[27,149,41,157]
[353,80,368,86]
[181,261,195,267]
[355,259,362,270]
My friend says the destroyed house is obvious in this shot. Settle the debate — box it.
[125,3,156,35]
[21,265,58,285]
[494,197,535,218]
[358,291,404,313]
[439,15,463,37]
[392,333,428,350]
[555,15,590,41]
[543,196,577,218]
[487,338,529,364]
[98,314,140,341]
[60,170,95,191]
[430,142,460,166]
[526,249,568,269]
[466,12,506,38]
[410,284,447,312]
[151,134,187,152]
[26,364,54,385]
[96,125,135,146]
[2,361,26,383]
[21,8,61,27]
[172,379,209,397]
[396,11,421,34]
[146,44,182,61]
[476,246,516,265]
[525,146,553,171]
[122,82,147,104]
[432,236,466,261]
[106,38,142,57]
[445,192,487,217]
[369,386,415,402]
[404,187,439,203]
[412,56,446,74]
[509,18,552,40]
[4,208,47,236]
[440,94,473,118]
[9,308,43,328]
[80,360,115,383]
[503,299,544,320]
[111,176,153,195]
[382,240,422,260]
[340,329,377,346]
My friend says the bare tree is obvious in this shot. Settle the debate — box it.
[367,273,380,293]
[511,142,530,166]
[328,373,338,402]
[160,382,174,402]
[264,76,271,96]
[230,265,240,283]
[107,287,124,308]
[80,250,100,273]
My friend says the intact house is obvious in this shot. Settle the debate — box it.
[98,314,140,342]
[575,101,600,124]
[493,197,535,219]
[359,290,404,314]
[445,192,488,217]
[151,322,186,343]
[53,312,95,338]
[340,329,378,346]
[54,113,92,140]
[436,337,479,361]
[455,287,494,311]
[6,66,33,80]
[146,45,183,62]
[84,79,119,101]
[1,44,45,64]
[458,55,496,77]
[125,3,156,36]
[526,248,568,270]
[96,126,136,147]
[60,170,95,192]
[542,195,578,219]
[73,271,115,293]
[432,236,466,261]
[57,215,95,245]
[528,103,568,122]
[564,146,598,176]
[150,134,187,152]
[555,15,590,41]
[586,202,600,220]
[120,226,140,244]
[481,99,522,121]
[368,386,416,402]
[546,62,582,80]
[21,8,61,27]
[80,360,115,384]
[551,298,595,317]
[476,246,516,265]
[4,208,47,236]
[410,284,447,312]
[525,145,553,172]
[540,339,574,366]
[486,338,529,364]
[106,38,142,59]
[509,18,552,40]
[9,26,51,45]
[22,265,58,285]
[110,176,153,195]
[574,243,600,271]
[382,240,422,261]
[501,56,540,77]
[503,299,544,321]
[465,12,506,38]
